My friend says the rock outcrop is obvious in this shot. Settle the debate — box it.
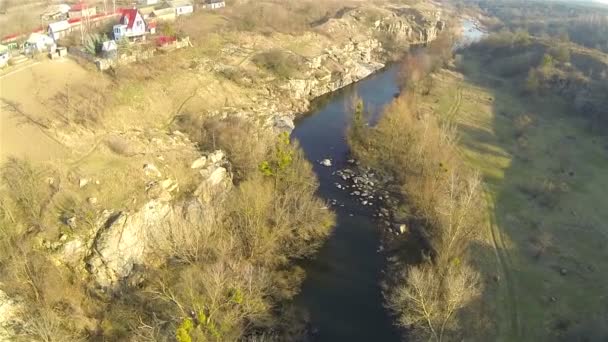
[44,148,233,289]
[256,6,444,132]
[0,290,20,341]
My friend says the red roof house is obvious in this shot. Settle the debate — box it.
[113,9,147,40]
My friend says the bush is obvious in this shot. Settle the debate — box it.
[1,158,56,230]
[549,44,571,64]
[175,115,272,180]
[252,50,303,79]
[525,69,540,94]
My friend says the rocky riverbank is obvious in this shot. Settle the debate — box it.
[206,5,445,133]
[321,158,408,237]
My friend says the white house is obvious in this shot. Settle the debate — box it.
[0,45,9,68]
[201,0,225,10]
[24,33,55,54]
[113,9,147,41]
[138,0,159,5]
[48,20,71,41]
[170,1,194,16]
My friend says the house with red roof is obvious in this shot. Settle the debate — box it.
[69,2,97,19]
[113,9,147,40]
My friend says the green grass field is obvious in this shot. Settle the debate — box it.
[419,57,608,341]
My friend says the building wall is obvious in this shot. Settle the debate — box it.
[202,2,225,10]
[175,5,194,16]
[152,13,177,22]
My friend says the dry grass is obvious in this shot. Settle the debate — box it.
[225,0,347,34]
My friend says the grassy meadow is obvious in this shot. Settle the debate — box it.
[418,54,608,340]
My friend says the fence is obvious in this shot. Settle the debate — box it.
[68,37,191,71]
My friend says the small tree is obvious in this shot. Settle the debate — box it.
[540,54,554,70]
[259,132,293,179]
[525,69,540,95]
[550,44,570,64]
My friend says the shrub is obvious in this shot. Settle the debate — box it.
[513,113,534,135]
[105,135,135,156]
[387,263,481,341]
[1,158,56,230]
[525,69,540,94]
[252,50,303,79]
[550,44,571,64]
[175,115,272,180]
[349,92,483,340]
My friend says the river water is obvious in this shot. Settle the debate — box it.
[292,67,401,342]
[291,20,483,342]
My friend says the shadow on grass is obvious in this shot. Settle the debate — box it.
[456,48,608,341]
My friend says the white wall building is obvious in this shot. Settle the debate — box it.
[170,1,194,16]
[201,0,225,10]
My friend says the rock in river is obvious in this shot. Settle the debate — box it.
[320,159,332,167]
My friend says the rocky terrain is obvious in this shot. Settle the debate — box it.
[214,5,445,132]
[35,2,444,288]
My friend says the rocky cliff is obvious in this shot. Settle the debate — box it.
[207,5,445,134]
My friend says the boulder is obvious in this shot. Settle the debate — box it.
[0,290,21,340]
[196,165,232,203]
[60,238,86,266]
[161,179,179,192]
[320,159,332,167]
[391,224,408,235]
[143,163,162,178]
[86,200,172,288]
[190,156,208,169]
[208,150,225,164]
[66,216,77,229]
[273,115,296,133]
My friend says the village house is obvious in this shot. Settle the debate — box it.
[170,0,194,16]
[138,5,156,19]
[113,9,147,41]
[24,33,55,55]
[41,4,71,21]
[0,44,9,68]
[150,7,176,22]
[201,0,225,10]
[48,20,72,41]
[68,2,97,19]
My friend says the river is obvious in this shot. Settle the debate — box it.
[292,66,401,342]
[291,20,484,342]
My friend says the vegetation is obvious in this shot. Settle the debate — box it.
[252,49,304,79]
[225,0,346,34]
[349,93,484,340]
[0,118,334,341]
[409,2,608,337]
[468,21,608,133]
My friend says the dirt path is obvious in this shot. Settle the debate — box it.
[445,83,521,340]
[483,186,521,340]
[446,85,462,121]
